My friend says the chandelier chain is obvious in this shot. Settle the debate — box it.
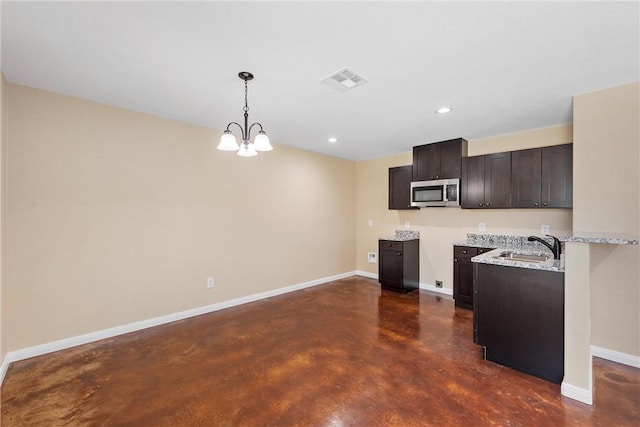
[243,80,249,113]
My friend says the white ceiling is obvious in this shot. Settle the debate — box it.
[2,1,638,161]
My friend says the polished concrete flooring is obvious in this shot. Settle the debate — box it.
[2,276,639,426]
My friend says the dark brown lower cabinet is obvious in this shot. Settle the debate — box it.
[379,239,419,293]
[474,262,564,384]
[453,246,491,309]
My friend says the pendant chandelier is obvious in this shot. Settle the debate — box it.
[217,71,272,157]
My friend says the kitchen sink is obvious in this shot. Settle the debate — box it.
[492,251,550,263]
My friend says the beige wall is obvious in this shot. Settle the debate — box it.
[5,84,356,351]
[5,78,637,365]
[1,73,6,362]
[356,125,573,289]
[573,82,640,357]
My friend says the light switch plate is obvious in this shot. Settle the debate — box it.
[478,223,486,232]
[541,224,550,234]
[368,219,373,227]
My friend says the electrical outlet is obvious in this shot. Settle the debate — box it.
[368,252,377,264]
[541,224,550,234]
[478,223,486,232]
[368,219,373,227]
[404,221,411,229]
[435,280,443,288]
[207,277,214,289]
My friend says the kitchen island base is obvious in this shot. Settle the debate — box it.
[474,262,564,384]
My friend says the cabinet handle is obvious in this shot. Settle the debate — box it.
[462,250,467,254]
[397,252,402,256]
[543,202,548,206]
[486,202,491,207]
[387,243,392,247]
[454,259,458,263]
[435,175,439,179]
[479,203,483,207]
[534,202,539,206]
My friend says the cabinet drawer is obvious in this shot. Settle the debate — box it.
[454,246,478,258]
[379,240,403,251]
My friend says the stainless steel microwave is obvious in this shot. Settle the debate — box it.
[410,178,460,207]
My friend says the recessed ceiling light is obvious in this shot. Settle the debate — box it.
[436,106,453,114]
[328,137,338,143]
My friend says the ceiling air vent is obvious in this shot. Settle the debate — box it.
[321,67,368,92]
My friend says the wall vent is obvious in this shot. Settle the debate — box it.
[321,67,368,92]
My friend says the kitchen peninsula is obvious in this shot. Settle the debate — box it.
[469,233,565,383]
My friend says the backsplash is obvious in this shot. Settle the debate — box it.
[466,233,563,253]
[395,230,420,240]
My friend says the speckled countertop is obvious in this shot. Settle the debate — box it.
[559,232,638,245]
[380,230,420,241]
[456,233,564,272]
[472,248,564,272]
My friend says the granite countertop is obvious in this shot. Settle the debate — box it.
[458,233,564,272]
[559,232,638,245]
[472,248,564,272]
[380,230,420,242]
[453,241,495,248]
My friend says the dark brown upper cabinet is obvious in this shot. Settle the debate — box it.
[413,138,468,181]
[541,144,573,208]
[461,152,512,208]
[389,165,418,210]
[511,144,573,208]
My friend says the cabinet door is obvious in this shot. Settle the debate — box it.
[484,152,511,208]
[412,144,440,181]
[453,246,485,309]
[379,249,404,290]
[454,257,474,308]
[461,156,485,208]
[511,148,542,208]
[439,139,463,179]
[541,144,573,208]
[389,165,418,210]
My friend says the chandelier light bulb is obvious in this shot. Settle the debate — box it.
[217,131,240,151]
[237,142,258,157]
[253,131,273,151]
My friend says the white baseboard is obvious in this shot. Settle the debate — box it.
[561,382,593,405]
[354,271,453,297]
[0,355,10,385]
[591,345,640,368]
[420,283,453,296]
[0,271,357,385]
[355,270,377,280]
